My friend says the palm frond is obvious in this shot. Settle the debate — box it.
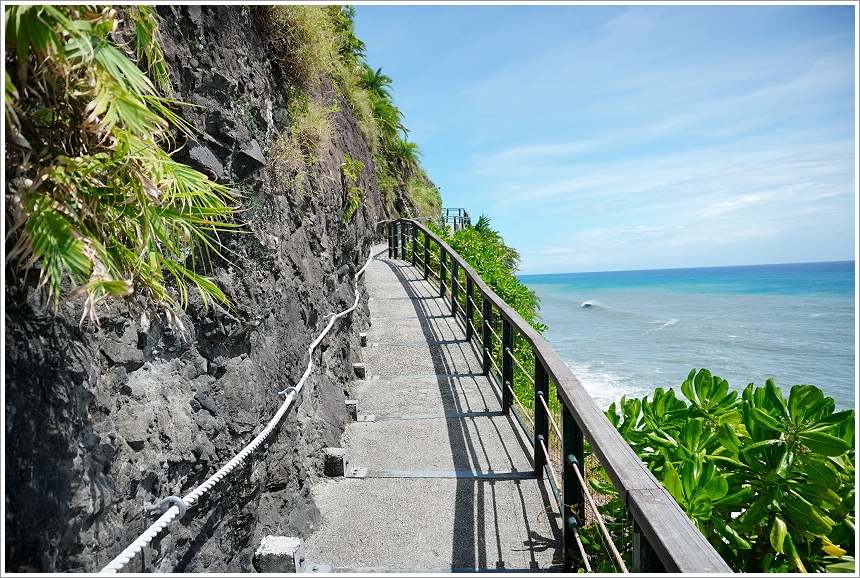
[5,4,238,319]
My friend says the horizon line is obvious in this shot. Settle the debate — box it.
[517,258,856,277]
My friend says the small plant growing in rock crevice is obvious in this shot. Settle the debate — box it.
[341,153,364,223]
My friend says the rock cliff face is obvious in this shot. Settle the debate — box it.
[4,6,415,572]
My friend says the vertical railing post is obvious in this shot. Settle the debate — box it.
[481,295,492,375]
[411,222,417,266]
[465,277,475,343]
[439,250,447,297]
[399,221,406,260]
[633,519,666,572]
[388,222,393,258]
[562,403,585,571]
[398,221,403,259]
[423,233,430,280]
[450,259,459,318]
[534,360,549,476]
[501,319,513,413]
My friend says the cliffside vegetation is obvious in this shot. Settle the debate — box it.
[251,5,441,219]
[4,4,441,324]
[4,5,237,324]
[437,215,544,332]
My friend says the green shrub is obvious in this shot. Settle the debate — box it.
[600,369,855,573]
[441,215,544,331]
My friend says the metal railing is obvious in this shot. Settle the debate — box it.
[441,207,471,232]
[388,219,732,573]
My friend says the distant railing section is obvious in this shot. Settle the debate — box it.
[441,207,471,232]
[387,219,732,574]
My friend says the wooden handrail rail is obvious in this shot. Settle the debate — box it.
[390,218,732,574]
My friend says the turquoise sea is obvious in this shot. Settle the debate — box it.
[519,261,856,412]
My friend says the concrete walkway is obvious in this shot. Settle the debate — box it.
[303,245,563,573]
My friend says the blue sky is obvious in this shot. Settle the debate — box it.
[352,2,858,274]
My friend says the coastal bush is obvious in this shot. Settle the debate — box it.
[593,369,855,573]
[4,5,237,323]
[439,215,545,331]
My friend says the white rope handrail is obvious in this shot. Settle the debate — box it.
[569,454,629,573]
[100,250,374,573]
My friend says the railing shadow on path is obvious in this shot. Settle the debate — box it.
[385,219,735,574]
[377,250,563,571]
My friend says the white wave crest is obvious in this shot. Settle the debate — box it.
[645,318,679,333]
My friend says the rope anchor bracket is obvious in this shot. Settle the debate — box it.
[278,386,298,399]
[143,496,187,520]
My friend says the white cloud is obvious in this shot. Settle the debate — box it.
[354,4,857,273]
[701,192,781,218]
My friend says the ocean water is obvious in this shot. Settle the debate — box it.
[519,261,856,412]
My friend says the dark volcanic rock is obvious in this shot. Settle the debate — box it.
[4,5,398,573]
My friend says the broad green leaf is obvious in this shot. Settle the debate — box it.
[790,482,842,506]
[770,516,788,553]
[749,407,785,432]
[783,533,807,573]
[587,477,617,496]
[764,378,789,419]
[717,423,743,454]
[709,454,747,472]
[703,474,729,501]
[688,491,713,520]
[770,440,796,481]
[681,373,696,404]
[738,486,778,529]
[662,461,684,503]
[788,384,824,421]
[736,450,770,475]
[645,431,678,449]
[799,431,851,456]
[800,454,840,487]
[739,437,782,460]
[814,409,856,428]
[711,376,730,403]
[712,484,753,507]
[784,492,835,536]
[824,560,856,573]
[709,515,752,550]
[681,419,704,452]
[679,457,699,497]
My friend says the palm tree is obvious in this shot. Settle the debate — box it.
[332,5,366,62]
[389,136,421,173]
[359,63,394,100]
[372,96,406,145]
